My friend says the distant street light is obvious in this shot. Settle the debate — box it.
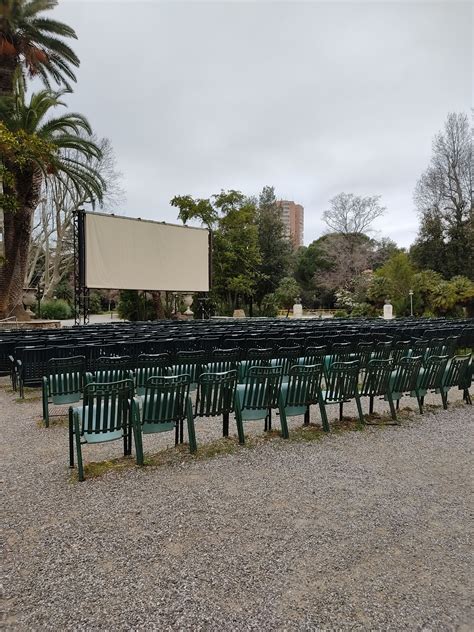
[409,289,414,317]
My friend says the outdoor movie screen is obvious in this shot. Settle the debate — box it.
[84,212,210,292]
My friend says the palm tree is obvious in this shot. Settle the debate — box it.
[0,87,104,318]
[0,0,79,98]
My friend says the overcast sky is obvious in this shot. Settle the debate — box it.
[55,0,472,247]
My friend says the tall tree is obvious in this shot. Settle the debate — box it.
[413,112,473,279]
[0,88,104,318]
[26,137,123,298]
[322,192,385,237]
[255,185,291,306]
[0,0,79,98]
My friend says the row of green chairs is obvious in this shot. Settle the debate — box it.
[68,352,472,480]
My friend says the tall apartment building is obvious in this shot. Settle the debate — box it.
[276,200,304,248]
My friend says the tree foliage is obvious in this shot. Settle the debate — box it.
[412,112,473,279]
[0,0,79,97]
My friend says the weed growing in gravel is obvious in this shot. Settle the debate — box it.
[36,415,69,428]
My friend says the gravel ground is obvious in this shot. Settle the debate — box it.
[2,376,473,631]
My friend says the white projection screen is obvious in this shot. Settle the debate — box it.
[84,213,210,292]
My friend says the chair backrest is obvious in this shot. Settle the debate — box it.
[208,348,240,373]
[372,341,392,361]
[90,356,133,384]
[141,374,191,424]
[425,338,445,359]
[331,342,352,364]
[245,347,273,363]
[359,359,392,397]
[443,354,472,389]
[418,355,449,390]
[324,360,360,403]
[174,350,206,383]
[195,370,237,417]
[241,366,283,410]
[284,363,323,407]
[444,335,459,357]
[273,346,301,375]
[80,379,134,436]
[354,342,374,369]
[411,339,429,361]
[302,346,327,365]
[391,356,423,394]
[391,341,411,365]
[135,353,171,393]
[47,355,86,396]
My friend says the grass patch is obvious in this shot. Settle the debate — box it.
[69,396,469,481]
[36,415,69,428]
[16,394,41,403]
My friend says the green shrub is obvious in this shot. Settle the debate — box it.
[40,299,72,320]
[333,309,348,318]
[259,293,279,317]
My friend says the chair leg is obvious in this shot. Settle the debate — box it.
[175,423,179,445]
[464,389,472,405]
[339,401,343,421]
[234,403,245,445]
[440,390,448,410]
[278,397,289,439]
[416,393,423,415]
[73,416,84,482]
[133,421,144,466]
[355,396,364,424]
[179,418,184,444]
[68,407,75,468]
[304,405,310,426]
[318,399,330,432]
[268,408,272,431]
[186,399,197,453]
[369,396,374,415]
[223,412,229,437]
[42,386,49,428]
[387,394,397,422]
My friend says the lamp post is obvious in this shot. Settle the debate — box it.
[409,289,414,317]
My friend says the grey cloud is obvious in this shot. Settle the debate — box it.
[55,0,472,246]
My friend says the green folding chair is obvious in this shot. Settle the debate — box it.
[413,355,449,412]
[194,370,237,437]
[133,374,196,463]
[279,363,324,427]
[234,365,286,443]
[359,359,396,420]
[69,379,136,482]
[319,360,363,429]
[438,354,472,407]
[42,355,85,427]
[385,355,423,414]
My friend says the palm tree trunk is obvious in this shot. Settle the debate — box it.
[0,168,42,319]
[0,54,17,98]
